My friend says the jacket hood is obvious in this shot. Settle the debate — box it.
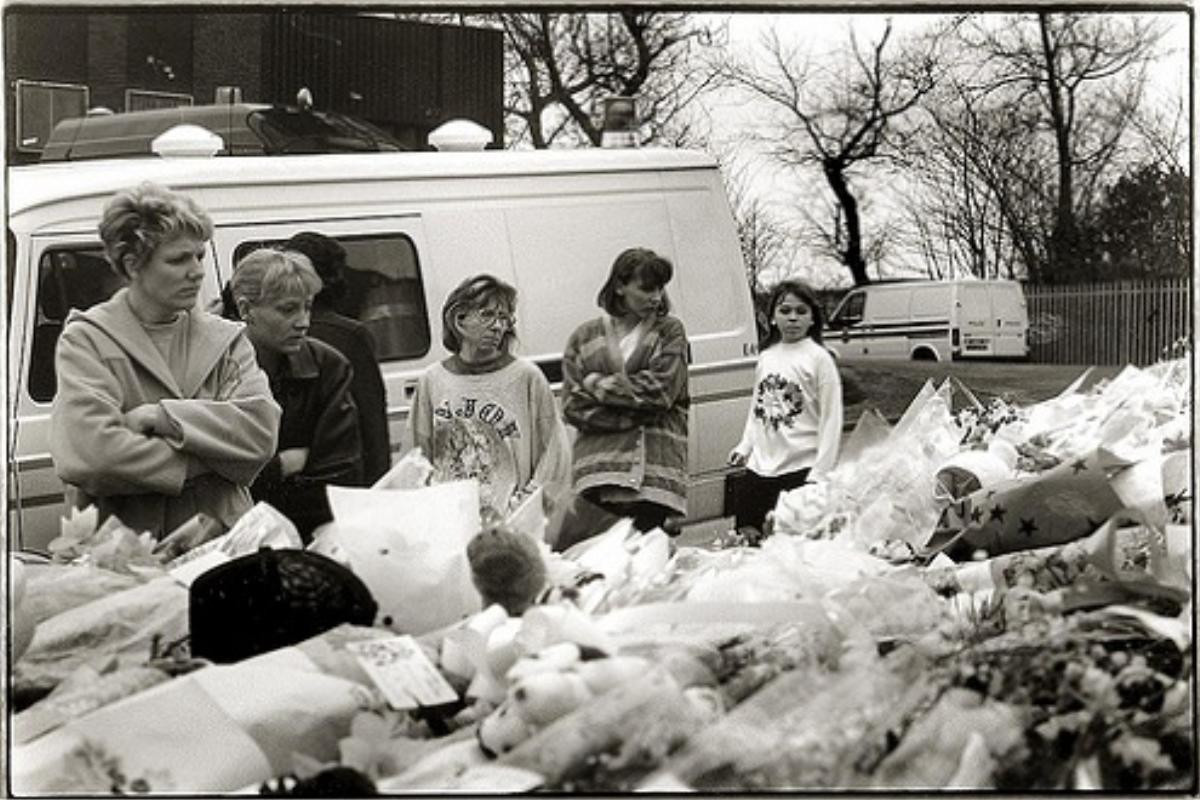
[67,288,246,398]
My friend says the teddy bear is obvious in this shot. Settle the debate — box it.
[477,643,650,757]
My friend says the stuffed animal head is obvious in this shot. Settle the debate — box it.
[467,524,547,617]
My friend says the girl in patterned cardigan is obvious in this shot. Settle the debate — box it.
[562,248,690,533]
[729,280,843,536]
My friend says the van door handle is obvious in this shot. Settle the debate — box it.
[402,380,418,400]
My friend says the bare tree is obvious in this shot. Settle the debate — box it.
[904,72,1047,281]
[721,20,937,285]
[719,156,793,296]
[497,13,723,148]
[957,11,1164,282]
[393,12,722,149]
[799,188,900,281]
[1129,95,1189,174]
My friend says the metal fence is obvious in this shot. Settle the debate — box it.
[1025,278,1192,366]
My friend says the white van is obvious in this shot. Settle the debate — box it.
[824,279,1029,362]
[6,145,759,551]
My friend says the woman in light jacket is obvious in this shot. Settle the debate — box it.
[50,182,281,559]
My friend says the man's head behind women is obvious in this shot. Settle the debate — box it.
[283,231,348,309]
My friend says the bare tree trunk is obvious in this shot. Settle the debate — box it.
[822,157,871,285]
[1037,13,1080,283]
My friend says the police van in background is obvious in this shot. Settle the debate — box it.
[39,98,409,161]
[6,119,759,552]
[825,279,1029,362]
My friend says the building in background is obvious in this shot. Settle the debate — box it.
[5,8,503,163]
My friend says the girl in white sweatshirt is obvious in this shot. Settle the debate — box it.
[728,280,843,535]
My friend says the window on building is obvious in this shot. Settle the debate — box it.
[15,79,89,154]
[29,246,126,402]
[232,234,430,362]
[125,89,194,112]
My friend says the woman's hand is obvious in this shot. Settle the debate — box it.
[583,373,622,401]
[595,375,622,395]
[278,447,310,477]
[728,449,748,467]
[124,404,169,436]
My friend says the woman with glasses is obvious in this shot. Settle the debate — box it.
[408,274,571,516]
[561,247,689,534]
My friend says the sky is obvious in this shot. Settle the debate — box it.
[691,10,1192,288]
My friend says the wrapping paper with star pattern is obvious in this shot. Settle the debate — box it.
[938,450,1126,556]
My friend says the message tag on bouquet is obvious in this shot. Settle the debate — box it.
[347,635,458,709]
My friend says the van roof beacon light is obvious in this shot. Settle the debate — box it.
[428,119,492,151]
[151,124,224,158]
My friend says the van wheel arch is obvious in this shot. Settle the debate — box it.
[911,346,939,362]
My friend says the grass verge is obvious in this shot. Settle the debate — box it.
[840,359,1125,424]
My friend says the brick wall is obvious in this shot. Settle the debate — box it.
[87,14,128,112]
[193,12,266,105]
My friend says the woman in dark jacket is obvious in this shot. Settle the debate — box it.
[283,231,391,485]
[227,247,363,541]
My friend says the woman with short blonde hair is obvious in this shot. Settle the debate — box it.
[227,247,364,542]
[51,183,280,559]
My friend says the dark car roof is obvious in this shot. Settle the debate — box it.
[41,103,408,161]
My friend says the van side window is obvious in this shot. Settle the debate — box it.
[833,292,865,327]
[232,234,430,362]
[29,246,126,402]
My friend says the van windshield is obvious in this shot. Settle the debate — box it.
[247,109,405,154]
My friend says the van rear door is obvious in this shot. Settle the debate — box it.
[990,282,1029,358]
[956,283,996,357]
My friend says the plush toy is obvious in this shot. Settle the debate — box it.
[477,646,651,757]
[467,524,547,617]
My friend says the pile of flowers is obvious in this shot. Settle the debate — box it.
[10,358,1192,793]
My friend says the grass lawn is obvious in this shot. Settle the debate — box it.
[839,359,1126,424]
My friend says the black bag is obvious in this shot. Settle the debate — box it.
[190,548,378,664]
